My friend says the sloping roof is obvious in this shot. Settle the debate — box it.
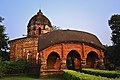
[38,30,105,51]
[8,36,38,43]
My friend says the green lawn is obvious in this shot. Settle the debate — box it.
[0,76,62,80]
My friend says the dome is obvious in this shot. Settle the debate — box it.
[38,30,105,51]
[27,10,52,27]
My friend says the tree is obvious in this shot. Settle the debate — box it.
[109,15,120,46]
[51,25,61,31]
[104,45,116,70]
[0,16,9,61]
[107,14,120,67]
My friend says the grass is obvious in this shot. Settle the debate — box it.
[0,76,62,80]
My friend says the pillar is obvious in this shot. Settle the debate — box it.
[98,50,105,69]
[81,57,86,68]
[40,58,47,70]
[60,58,67,70]
[81,43,86,68]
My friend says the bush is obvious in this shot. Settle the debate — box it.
[82,68,120,78]
[63,70,113,80]
[2,58,32,75]
[104,60,116,70]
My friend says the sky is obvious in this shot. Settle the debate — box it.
[0,0,120,45]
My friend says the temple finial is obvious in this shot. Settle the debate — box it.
[37,9,43,15]
[39,9,41,13]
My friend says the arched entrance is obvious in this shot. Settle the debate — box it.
[27,51,32,62]
[66,50,81,70]
[86,51,98,68]
[47,52,60,70]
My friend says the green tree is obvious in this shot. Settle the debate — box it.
[109,15,120,46]
[104,45,116,70]
[0,57,2,78]
[0,16,9,61]
[107,14,120,67]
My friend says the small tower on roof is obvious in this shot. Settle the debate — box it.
[27,10,52,36]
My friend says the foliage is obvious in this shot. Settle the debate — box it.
[0,76,61,80]
[0,16,9,61]
[107,14,120,67]
[109,15,120,46]
[105,45,120,69]
[82,68,120,78]
[51,25,61,31]
[104,45,116,70]
[0,58,3,78]
[0,58,32,76]
[63,70,116,80]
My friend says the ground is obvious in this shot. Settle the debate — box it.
[0,76,61,80]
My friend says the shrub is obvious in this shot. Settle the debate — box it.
[2,58,32,75]
[82,68,120,78]
[63,70,113,80]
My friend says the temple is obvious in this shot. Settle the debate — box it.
[9,10,105,77]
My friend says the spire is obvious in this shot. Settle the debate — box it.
[37,9,43,15]
[39,9,41,13]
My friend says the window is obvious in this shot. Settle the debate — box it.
[39,28,41,35]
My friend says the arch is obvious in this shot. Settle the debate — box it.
[86,51,98,68]
[27,51,32,62]
[66,50,81,70]
[47,52,60,70]
[39,27,41,35]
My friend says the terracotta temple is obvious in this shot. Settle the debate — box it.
[9,10,105,76]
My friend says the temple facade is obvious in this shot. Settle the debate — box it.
[9,10,105,76]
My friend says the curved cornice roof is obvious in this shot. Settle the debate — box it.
[27,10,52,27]
[38,30,105,51]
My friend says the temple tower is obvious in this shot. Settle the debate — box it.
[27,10,52,36]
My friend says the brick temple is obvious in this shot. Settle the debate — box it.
[9,10,105,77]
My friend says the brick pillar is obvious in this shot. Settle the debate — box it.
[81,43,87,68]
[60,43,67,69]
[39,52,47,71]
[36,53,39,64]
[98,50,105,69]
[40,58,47,70]
[82,43,85,58]
[61,58,67,70]
[39,58,48,77]
[81,58,86,68]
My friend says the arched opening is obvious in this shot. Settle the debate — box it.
[86,51,98,68]
[27,51,32,62]
[66,50,81,70]
[33,26,36,35]
[47,52,60,70]
[39,28,41,35]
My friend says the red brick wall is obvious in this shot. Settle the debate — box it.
[39,43,104,70]
[9,37,38,62]
[10,39,104,70]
